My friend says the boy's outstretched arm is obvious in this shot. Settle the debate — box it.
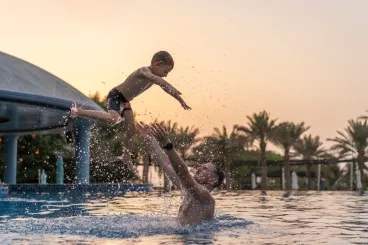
[140,67,192,110]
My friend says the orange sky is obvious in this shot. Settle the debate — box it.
[1,0,368,151]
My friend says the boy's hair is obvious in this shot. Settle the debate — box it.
[152,51,174,68]
[213,166,225,188]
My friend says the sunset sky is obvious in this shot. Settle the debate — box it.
[1,0,368,151]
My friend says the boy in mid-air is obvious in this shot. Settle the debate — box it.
[70,51,191,175]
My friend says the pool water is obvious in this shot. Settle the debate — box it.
[0,191,367,244]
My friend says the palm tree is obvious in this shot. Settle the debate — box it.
[236,111,278,194]
[199,125,248,190]
[321,163,345,190]
[272,122,310,191]
[293,134,325,190]
[191,137,219,163]
[88,91,107,109]
[153,121,201,158]
[176,126,201,159]
[328,119,368,193]
[153,120,178,139]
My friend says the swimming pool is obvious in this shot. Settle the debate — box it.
[0,191,366,244]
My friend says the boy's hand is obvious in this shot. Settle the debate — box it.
[180,100,192,110]
[177,97,192,110]
[180,101,192,110]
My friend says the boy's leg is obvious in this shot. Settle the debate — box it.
[121,109,138,176]
[71,106,120,125]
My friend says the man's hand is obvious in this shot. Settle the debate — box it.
[135,122,154,140]
[151,123,171,145]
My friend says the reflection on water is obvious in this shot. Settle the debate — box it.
[0,191,367,244]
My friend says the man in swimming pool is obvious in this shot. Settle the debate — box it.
[135,122,224,226]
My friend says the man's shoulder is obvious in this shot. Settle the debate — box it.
[189,183,215,203]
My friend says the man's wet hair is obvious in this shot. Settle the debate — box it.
[151,51,174,68]
[213,166,225,188]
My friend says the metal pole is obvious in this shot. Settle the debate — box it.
[56,156,64,184]
[75,118,91,184]
[3,135,18,184]
[317,164,321,191]
[281,167,285,190]
[350,162,353,190]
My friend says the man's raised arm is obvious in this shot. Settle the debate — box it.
[135,123,181,189]
[151,124,199,192]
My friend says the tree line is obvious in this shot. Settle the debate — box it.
[0,92,366,193]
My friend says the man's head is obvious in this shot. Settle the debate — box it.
[150,51,174,77]
[194,162,224,190]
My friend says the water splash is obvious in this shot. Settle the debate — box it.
[0,215,253,239]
